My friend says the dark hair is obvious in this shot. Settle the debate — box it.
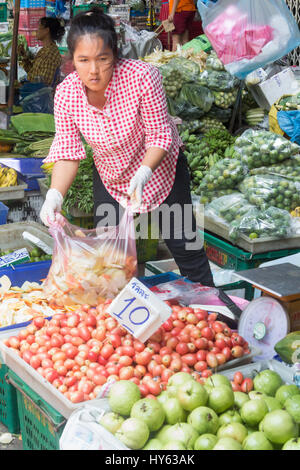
[67,7,118,59]
[40,17,65,43]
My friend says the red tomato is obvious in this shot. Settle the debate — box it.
[161,368,174,382]
[196,350,207,362]
[181,353,197,367]
[101,344,114,360]
[107,333,121,349]
[194,338,208,350]
[222,347,232,361]
[223,337,233,348]
[70,391,85,403]
[206,352,218,368]
[119,366,134,380]
[133,340,145,353]
[194,361,208,372]
[201,327,215,341]
[215,339,226,351]
[162,319,173,332]
[216,353,226,365]
[187,342,196,353]
[161,354,172,367]
[85,314,97,328]
[92,374,107,386]
[186,313,198,324]
[122,346,135,357]
[139,383,149,397]
[170,358,182,372]
[231,334,245,346]
[33,317,45,329]
[176,342,189,355]
[189,328,202,340]
[231,346,244,358]
[231,381,242,392]
[201,369,213,378]
[207,313,218,322]
[135,351,152,366]
[119,355,133,367]
[160,346,172,356]
[147,379,161,396]
[212,321,224,333]
[223,326,232,337]
[166,337,179,350]
[233,371,244,385]
[241,378,253,393]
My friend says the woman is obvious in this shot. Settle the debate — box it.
[168,0,196,51]
[40,8,214,287]
[18,17,65,87]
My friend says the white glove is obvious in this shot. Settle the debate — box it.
[127,165,153,208]
[40,188,63,227]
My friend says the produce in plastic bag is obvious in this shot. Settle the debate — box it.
[178,119,203,134]
[205,192,250,220]
[168,96,206,119]
[168,57,200,83]
[212,89,239,109]
[197,0,300,78]
[197,116,227,133]
[205,50,225,71]
[250,158,300,181]
[43,209,137,307]
[199,158,248,191]
[197,69,239,91]
[159,62,184,98]
[180,83,214,112]
[234,129,300,169]
[239,174,300,212]
[199,188,237,205]
[207,104,232,122]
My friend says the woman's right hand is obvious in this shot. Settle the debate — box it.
[40,188,64,227]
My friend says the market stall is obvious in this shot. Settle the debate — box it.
[0,0,299,453]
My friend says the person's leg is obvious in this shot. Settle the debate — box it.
[157,151,214,286]
[171,33,181,51]
[182,11,196,44]
[172,12,186,50]
[93,164,122,227]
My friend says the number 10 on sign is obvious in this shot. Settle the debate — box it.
[105,278,172,343]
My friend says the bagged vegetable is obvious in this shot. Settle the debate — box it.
[199,188,237,205]
[207,105,232,122]
[43,209,137,307]
[234,129,300,169]
[212,89,238,109]
[250,158,300,182]
[199,158,248,191]
[170,96,206,120]
[169,57,200,83]
[197,69,239,91]
[206,192,251,222]
[239,174,300,212]
[180,83,214,112]
[197,0,300,78]
[197,116,227,133]
[205,50,225,71]
[159,62,184,98]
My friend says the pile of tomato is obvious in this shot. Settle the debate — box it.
[3,300,250,404]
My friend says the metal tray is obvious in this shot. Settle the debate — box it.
[204,214,300,254]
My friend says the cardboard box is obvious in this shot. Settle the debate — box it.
[108,5,130,22]
[281,299,300,332]
[249,68,299,110]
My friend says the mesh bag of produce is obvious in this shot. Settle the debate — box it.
[43,209,137,307]
[180,83,214,112]
[239,174,300,211]
[199,158,248,191]
[159,62,184,98]
[234,129,300,169]
[197,69,239,92]
[212,89,239,109]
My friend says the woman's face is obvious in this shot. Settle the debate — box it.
[36,22,50,41]
[73,34,115,93]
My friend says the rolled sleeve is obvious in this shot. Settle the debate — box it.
[44,85,86,163]
[140,66,173,153]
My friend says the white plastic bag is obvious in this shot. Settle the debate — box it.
[197,0,300,78]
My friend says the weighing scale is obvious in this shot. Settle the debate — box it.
[235,263,300,361]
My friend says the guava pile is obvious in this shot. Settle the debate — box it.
[99,371,300,450]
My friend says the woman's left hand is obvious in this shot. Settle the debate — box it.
[127,165,153,208]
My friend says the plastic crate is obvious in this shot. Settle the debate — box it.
[0,3,7,22]
[130,8,148,17]
[19,7,46,30]
[19,0,46,7]
[201,229,300,271]
[0,365,19,433]
[0,158,45,192]
[7,369,66,450]
[72,3,108,16]
[139,271,181,288]
[0,201,8,224]
[0,260,51,287]
[19,28,42,47]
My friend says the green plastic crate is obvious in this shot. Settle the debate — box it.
[202,229,300,271]
[0,3,7,22]
[7,369,66,450]
[0,364,19,433]
[72,3,108,16]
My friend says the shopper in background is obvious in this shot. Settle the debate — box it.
[168,0,196,51]
[18,17,65,87]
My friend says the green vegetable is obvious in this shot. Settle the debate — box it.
[274,332,300,364]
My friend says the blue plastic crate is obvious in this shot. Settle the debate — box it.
[0,260,51,287]
[139,272,182,288]
[0,202,8,224]
[19,0,46,8]
[0,158,45,192]
[130,8,148,16]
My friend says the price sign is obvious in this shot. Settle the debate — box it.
[105,277,172,343]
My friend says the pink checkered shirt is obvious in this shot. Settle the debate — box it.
[45,58,182,212]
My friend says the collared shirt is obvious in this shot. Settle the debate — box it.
[169,0,196,13]
[44,58,182,213]
[22,42,62,86]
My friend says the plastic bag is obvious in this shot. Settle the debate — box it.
[212,89,238,109]
[206,192,252,223]
[197,0,300,78]
[250,158,300,182]
[150,278,219,304]
[205,50,225,71]
[239,174,300,212]
[199,158,248,192]
[197,69,239,92]
[234,129,300,169]
[169,57,200,83]
[43,209,137,307]
[120,23,162,59]
[160,62,184,99]
[207,105,232,122]
[168,96,205,119]
[180,83,214,112]
[277,110,300,145]
[199,188,237,205]
[21,87,54,114]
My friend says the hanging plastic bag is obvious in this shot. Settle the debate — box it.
[43,209,137,307]
[197,0,300,79]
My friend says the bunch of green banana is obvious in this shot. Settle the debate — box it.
[0,166,18,187]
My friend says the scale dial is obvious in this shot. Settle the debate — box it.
[238,296,290,360]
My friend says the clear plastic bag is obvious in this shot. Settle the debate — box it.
[169,57,200,83]
[197,69,239,91]
[234,129,300,169]
[199,188,237,205]
[43,209,137,307]
[205,50,225,71]
[170,96,206,119]
[239,174,300,212]
[212,89,238,109]
[180,83,214,112]
[206,192,252,223]
[150,278,219,305]
[199,158,248,191]
[250,158,300,182]
[207,105,232,122]
[21,87,54,114]
[197,0,300,78]
[160,62,184,99]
